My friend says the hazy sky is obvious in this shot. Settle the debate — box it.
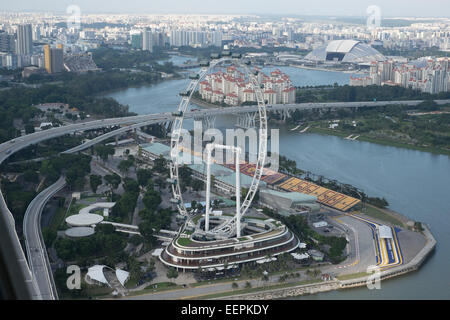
[3,0,450,17]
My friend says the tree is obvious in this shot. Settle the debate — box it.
[179,165,193,186]
[112,191,138,220]
[42,227,57,246]
[94,144,115,162]
[104,173,121,200]
[23,169,39,183]
[137,169,153,187]
[128,234,143,246]
[123,177,140,194]
[104,173,121,190]
[89,175,102,193]
[231,282,239,289]
[138,220,155,243]
[152,156,168,174]
[192,179,204,191]
[24,123,35,134]
[118,159,133,174]
[154,177,166,190]
[167,267,179,279]
[143,189,162,211]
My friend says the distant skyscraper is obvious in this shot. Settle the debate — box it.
[32,26,41,41]
[16,24,33,55]
[131,32,143,49]
[0,32,15,53]
[44,44,63,74]
[142,29,153,52]
[210,31,222,47]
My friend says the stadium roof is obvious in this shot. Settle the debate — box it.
[305,40,386,65]
[326,40,360,53]
[261,189,317,203]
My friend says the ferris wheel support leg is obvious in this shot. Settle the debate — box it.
[235,149,241,238]
[205,145,212,232]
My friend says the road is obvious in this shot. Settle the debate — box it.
[0,98,447,299]
[23,176,66,300]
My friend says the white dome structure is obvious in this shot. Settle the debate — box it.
[65,226,95,238]
[305,40,386,65]
[65,213,103,227]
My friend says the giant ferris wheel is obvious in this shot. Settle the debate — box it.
[169,52,268,238]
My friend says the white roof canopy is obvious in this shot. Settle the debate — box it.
[256,257,277,264]
[152,248,164,257]
[115,269,130,286]
[378,225,393,239]
[291,252,310,260]
[87,265,109,286]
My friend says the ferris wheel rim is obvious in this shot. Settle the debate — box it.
[169,56,268,233]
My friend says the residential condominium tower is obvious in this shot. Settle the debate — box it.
[44,44,64,74]
[16,24,33,55]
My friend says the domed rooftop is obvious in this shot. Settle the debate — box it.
[305,40,386,65]
[66,213,103,227]
[65,227,95,238]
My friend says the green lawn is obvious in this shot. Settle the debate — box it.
[308,125,450,156]
[48,207,68,232]
[177,237,193,246]
[192,214,203,224]
[80,197,101,204]
[361,205,403,226]
[337,272,370,281]
[126,282,179,297]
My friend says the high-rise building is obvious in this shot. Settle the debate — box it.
[142,29,153,52]
[16,24,33,55]
[0,32,15,53]
[44,44,64,74]
[32,26,41,41]
[44,45,51,72]
[210,31,222,47]
[131,32,143,49]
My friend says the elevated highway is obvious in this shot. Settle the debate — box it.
[23,177,66,300]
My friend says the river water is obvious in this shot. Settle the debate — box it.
[106,55,450,299]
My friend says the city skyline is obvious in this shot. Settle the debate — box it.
[2,0,450,18]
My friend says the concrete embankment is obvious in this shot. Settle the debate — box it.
[215,224,436,300]
[215,281,340,300]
